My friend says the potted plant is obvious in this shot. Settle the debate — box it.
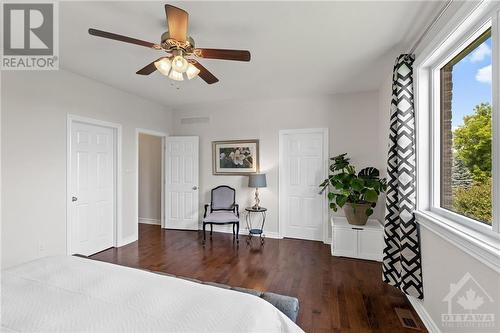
[319,153,387,225]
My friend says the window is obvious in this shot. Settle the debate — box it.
[418,1,500,236]
[439,29,492,226]
[416,2,500,270]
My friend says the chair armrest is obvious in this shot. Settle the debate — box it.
[234,204,240,218]
[204,204,210,218]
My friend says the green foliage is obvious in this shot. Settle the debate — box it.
[451,103,492,224]
[452,178,492,225]
[453,103,492,182]
[319,153,387,217]
[451,156,473,189]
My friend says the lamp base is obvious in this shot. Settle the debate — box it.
[252,188,261,210]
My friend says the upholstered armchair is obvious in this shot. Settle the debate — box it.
[202,186,240,244]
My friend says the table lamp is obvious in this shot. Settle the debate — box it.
[248,173,267,210]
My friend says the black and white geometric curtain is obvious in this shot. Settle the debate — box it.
[382,54,424,299]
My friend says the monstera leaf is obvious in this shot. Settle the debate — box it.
[351,178,365,192]
[358,167,380,180]
[363,189,378,203]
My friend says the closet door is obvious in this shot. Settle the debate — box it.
[70,121,115,256]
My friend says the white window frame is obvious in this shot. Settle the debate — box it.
[430,20,494,235]
[415,0,500,273]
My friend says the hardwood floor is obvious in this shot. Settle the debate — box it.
[90,224,426,333]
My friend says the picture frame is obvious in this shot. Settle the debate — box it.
[212,139,259,175]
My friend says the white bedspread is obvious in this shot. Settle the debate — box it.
[1,256,303,333]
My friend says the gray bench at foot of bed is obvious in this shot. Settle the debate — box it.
[153,271,300,323]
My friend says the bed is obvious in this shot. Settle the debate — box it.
[1,256,303,333]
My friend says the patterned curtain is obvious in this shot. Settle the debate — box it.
[382,54,424,299]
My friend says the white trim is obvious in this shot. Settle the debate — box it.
[278,128,329,243]
[135,128,168,237]
[415,0,500,240]
[413,1,491,68]
[429,206,497,236]
[278,128,329,135]
[415,210,500,274]
[428,19,495,235]
[66,114,123,255]
[406,295,442,333]
[117,234,138,247]
[492,7,500,234]
[139,218,161,225]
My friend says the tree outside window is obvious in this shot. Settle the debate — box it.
[440,30,492,225]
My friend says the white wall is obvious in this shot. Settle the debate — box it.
[1,70,172,268]
[138,133,162,224]
[418,226,500,332]
[171,92,386,237]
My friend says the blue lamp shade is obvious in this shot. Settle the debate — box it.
[248,173,267,188]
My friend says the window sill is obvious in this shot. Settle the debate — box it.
[414,210,500,274]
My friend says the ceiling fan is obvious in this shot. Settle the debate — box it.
[88,4,251,84]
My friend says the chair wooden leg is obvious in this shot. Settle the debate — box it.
[202,223,206,245]
[236,223,239,243]
[210,224,213,237]
[232,223,235,235]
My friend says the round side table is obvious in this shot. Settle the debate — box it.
[245,207,267,245]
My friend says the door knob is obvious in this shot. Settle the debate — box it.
[72,196,78,202]
[192,186,198,190]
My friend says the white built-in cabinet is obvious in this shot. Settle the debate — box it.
[331,217,383,261]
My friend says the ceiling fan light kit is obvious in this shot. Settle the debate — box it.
[88,3,251,85]
[154,55,200,81]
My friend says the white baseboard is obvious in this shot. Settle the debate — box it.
[204,224,282,239]
[117,234,138,247]
[262,231,282,239]
[406,295,441,333]
[139,217,161,225]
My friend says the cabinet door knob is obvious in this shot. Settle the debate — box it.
[192,186,198,190]
[72,196,78,202]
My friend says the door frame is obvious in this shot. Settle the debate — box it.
[135,128,168,231]
[66,114,122,255]
[278,128,329,243]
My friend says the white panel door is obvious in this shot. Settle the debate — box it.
[280,129,328,241]
[165,136,199,230]
[70,122,115,256]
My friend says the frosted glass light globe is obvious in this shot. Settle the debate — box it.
[171,55,189,73]
[154,58,172,76]
[169,69,184,81]
[186,63,200,80]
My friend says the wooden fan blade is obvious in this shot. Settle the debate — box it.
[136,57,166,75]
[165,5,188,41]
[88,28,160,49]
[191,61,219,84]
[194,48,251,62]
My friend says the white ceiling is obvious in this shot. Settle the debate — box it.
[60,1,442,108]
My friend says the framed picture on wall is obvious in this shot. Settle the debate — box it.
[212,140,259,175]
